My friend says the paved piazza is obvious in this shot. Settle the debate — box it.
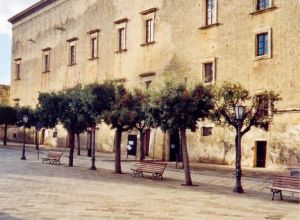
[0,145,299,220]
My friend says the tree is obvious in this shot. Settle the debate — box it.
[0,105,17,146]
[16,106,37,128]
[211,81,280,192]
[38,86,88,167]
[81,81,115,168]
[103,84,137,174]
[149,82,214,186]
[131,89,152,161]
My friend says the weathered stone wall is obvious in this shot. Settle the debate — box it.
[9,0,300,168]
[0,85,10,105]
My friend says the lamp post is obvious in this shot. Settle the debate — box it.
[21,115,29,160]
[233,105,245,193]
[87,127,92,157]
[90,126,97,170]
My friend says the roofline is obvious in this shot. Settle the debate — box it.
[8,0,57,24]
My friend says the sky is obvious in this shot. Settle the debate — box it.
[0,0,38,85]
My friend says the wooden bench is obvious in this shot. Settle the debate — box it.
[268,175,300,200]
[131,162,167,180]
[42,151,63,165]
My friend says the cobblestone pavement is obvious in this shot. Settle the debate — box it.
[0,144,299,220]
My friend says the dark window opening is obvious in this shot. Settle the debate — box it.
[44,54,49,72]
[202,127,212,136]
[118,28,126,51]
[204,63,213,84]
[257,33,268,56]
[91,37,97,59]
[15,63,21,79]
[70,45,76,65]
[257,0,270,10]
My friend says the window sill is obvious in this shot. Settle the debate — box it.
[199,23,220,30]
[204,81,215,86]
[250,6,277,15]
[115,49,127,54]
[141,41,155,47]
[254,54,272,61]
[42,70,50,73]
[68,63,77,67]
[88,57,99,61]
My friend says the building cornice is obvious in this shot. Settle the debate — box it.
[8,0,57,24]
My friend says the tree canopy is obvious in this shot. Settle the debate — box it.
[211,81,281,135]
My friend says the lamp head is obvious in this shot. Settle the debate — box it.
[234,105,245,120]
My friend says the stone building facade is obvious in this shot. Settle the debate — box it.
[8,0,300,168]
[0,85,10,105]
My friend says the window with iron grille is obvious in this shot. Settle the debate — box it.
[118,28,126,51]
[204,63,213,84]
[256,33,268,56]
[202,127,212,136]
[206,0,216,25]
[257,0,270,10]
[146,19,154,43]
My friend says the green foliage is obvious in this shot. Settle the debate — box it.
[211,81,281,134]
[37,92,60,128]
[0,105,17,126]
[16,106,36,128]
[103,84,138,132]
[149,81,214,132]
[82,81,116,126]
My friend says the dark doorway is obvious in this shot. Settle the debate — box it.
[127,135,137,157]
[40,129,45,145]
[144,129,151,156]
[170,130,180,162]
[256,141,267,168]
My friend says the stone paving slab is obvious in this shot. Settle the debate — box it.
[0,145,299,220]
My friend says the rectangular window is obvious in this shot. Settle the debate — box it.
[256,33,268,56]
[43,53,50,72]
[146,19,154,43]
[118,28,126,51]
[45,54,49,71]
[257,95,269,117]
[91,37,98,59]
[70,45,76,65]
[257,0,270,10]
[204,63,213,84]
[15,63,21,80]
[206,0,216,25]
[202,127,212,136]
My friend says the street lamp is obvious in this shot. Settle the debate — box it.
[90,126,97,170]
[21,115,29,160]
[233,105,245,193]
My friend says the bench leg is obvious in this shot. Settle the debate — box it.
[271,189,282,200]
[132,170,143,177]
[152,173,163,181]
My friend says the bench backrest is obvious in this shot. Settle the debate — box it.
[136,162,167,173]
[273,176,300,190]
[47,151,63,159]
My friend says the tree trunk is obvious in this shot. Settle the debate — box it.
[3,124,7,146]
[180,128,193,186]
[88,131,92,157]
[69,131,75,167]
[35,128,39,150]
[115,128,122,174]
[77,133,81,155]
[139,131,145,161]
